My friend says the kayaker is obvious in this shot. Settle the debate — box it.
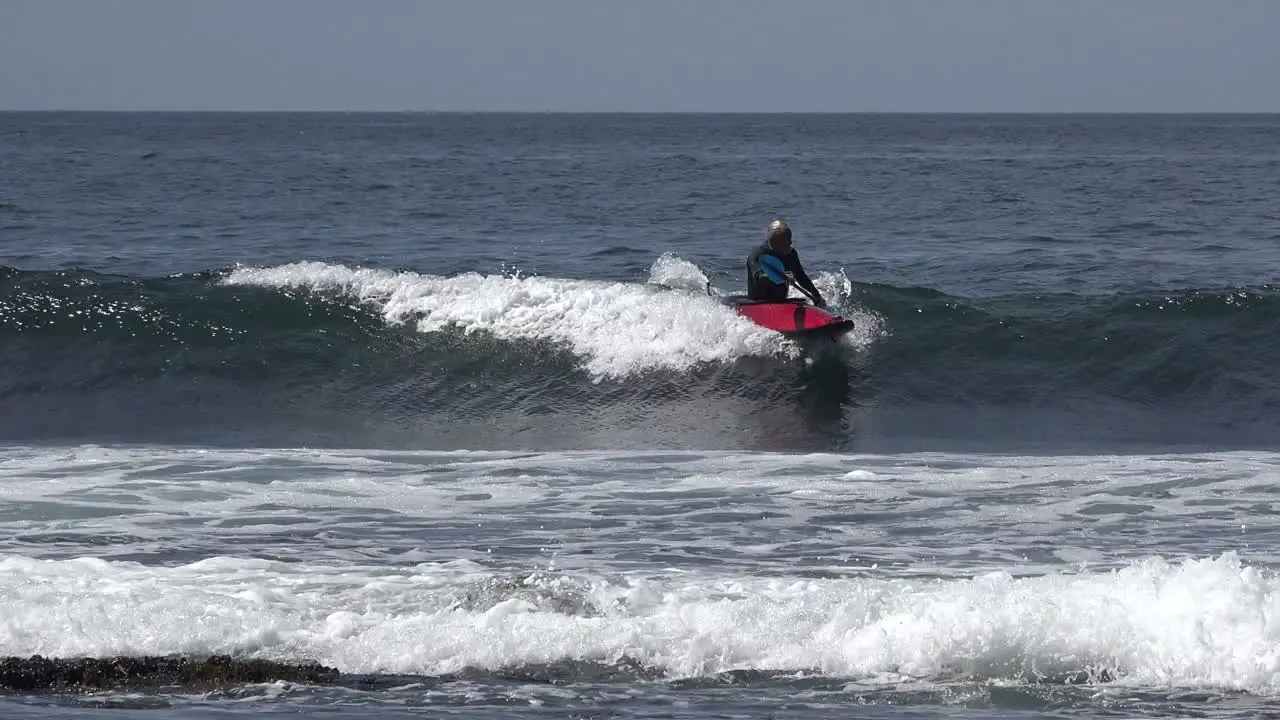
[745,219,827,308]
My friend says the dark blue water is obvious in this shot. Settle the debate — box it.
[4,112,1278,454]
[2,112,1280,718]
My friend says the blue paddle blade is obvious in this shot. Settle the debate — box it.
[759,254,787,283]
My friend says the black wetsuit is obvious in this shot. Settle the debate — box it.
[745,243,825,306]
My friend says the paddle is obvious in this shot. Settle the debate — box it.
[759,254,823,306]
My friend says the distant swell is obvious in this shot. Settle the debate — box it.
[1,261,1277,451]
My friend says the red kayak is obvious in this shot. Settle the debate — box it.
[720,296,855,339]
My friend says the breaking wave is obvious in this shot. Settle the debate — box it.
[1,256,1276,451]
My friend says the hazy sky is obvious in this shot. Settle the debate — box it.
[3,0,1278,112]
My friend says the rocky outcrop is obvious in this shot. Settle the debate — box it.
[0,654,340,694]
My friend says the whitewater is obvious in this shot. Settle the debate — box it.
[3,442,1280,714]
[220,254,879,380]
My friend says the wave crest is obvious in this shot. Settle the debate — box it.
[222,257,883,380]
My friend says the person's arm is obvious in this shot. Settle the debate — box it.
[746,246,779,285]
[786,251,826,307]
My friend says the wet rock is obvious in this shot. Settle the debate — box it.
[0,654,340,694]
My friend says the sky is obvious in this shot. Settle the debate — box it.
[2,0,1278,113]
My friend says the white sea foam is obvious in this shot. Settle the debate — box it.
[645,252,712,294]
[2,551,1280,693]
[4,444,1279,694]
[220,256,882,379]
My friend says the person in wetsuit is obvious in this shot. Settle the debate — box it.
[745,219,827,308]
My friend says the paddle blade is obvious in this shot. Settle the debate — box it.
[759,254,787,283]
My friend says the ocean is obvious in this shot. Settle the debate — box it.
[1,111,1278,718]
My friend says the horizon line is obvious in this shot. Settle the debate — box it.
[3,109,1280,115]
